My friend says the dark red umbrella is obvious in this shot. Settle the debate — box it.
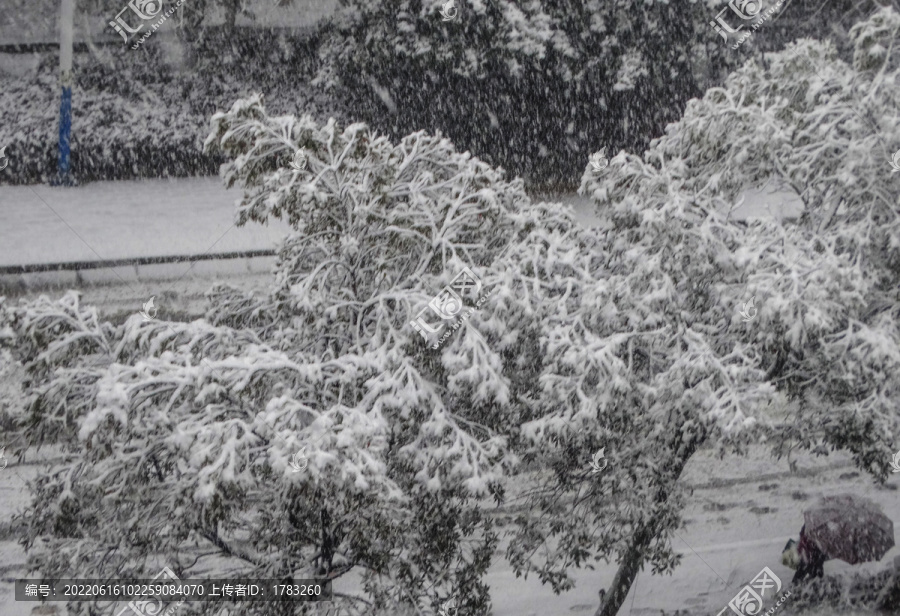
[803,494,895,565]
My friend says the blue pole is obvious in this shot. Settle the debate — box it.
[57,84,73,184]
[54,0,75,186]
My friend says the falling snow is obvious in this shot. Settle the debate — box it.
[1,3,899,616]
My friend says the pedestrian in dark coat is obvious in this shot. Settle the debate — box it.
[782,524,829,583]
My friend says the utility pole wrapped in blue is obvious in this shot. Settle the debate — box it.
[53,0,76,186]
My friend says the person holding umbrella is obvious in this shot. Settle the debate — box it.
[781,494,895,584]
[782,525,828,582]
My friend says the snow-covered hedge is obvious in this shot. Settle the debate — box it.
[0,49,218,185]
[0,28,333,185]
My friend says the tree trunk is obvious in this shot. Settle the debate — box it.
[594,432,705,616]
[176,0,206,69]
[593,527,654,616]
[224,0,238,33]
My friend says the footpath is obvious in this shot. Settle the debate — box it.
[0,174,801,304]
[0,177,599,317]
[0,177,290,314]
[0,177,290,267]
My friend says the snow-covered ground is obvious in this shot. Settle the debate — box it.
[480,446,897,616]
[0,178,286,312]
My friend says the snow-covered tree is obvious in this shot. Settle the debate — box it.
[0,92,765,616]
[315,0,890,190]
[5,95,540,614]
[514,9,900,616]
[7,92,628,615]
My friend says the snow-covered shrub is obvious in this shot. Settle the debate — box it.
[0,292,115,449]
[0,297,27,433]
[788,569,896,611]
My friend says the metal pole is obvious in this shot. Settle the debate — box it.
[53,0,76,186]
